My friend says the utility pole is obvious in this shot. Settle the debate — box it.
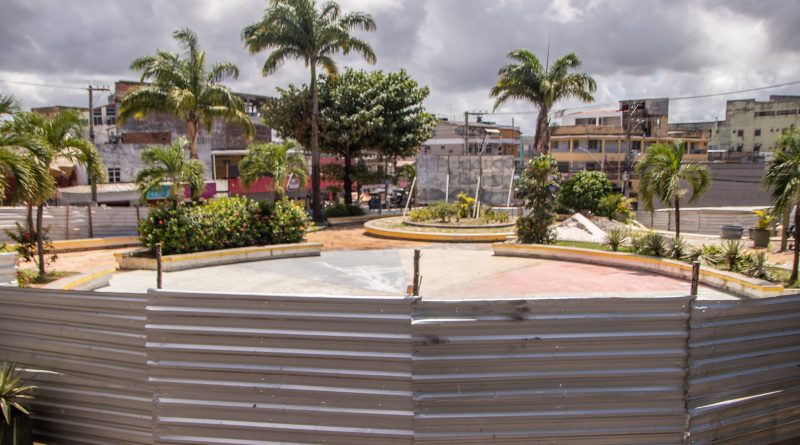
[622,101,644,197]
[87,85,110,205]
[464,111,469,155]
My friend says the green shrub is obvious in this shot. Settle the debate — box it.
[431,202,456,222]
[6,223,56,271]
[722,240,745,272]
[408,207,433,222]
[516,155,560,244]
[480,207,510,224]
[670,237,690,260]
[604,227,627,252]
[597,193,634,222]
[138,197,306,255]
[741,252,772,280]
[700,244,723,266]
[325,201,365,218]
[631,231,668,257]
[455,193,475,219]
[558,170,613,214]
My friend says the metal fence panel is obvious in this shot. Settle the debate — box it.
[0,287,151,445]
[0,206,146,242]
[687,294,800,444]
[412,297,692,445]
[146,290,414,445]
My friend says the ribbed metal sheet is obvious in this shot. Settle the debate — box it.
[412,297,692,444]
[0,206,146,242]
[0,287,150,445]
[687,294,800,444]
[147,290,414,445]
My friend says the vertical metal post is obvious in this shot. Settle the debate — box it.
[464,111,469,155]
[413,249,421,296]
[683,260,701,442]
[156,243,163,290]
[690,261,700,297]
[65,204,70,240]
[87,204,94,239]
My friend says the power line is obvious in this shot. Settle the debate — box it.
[0,79,86,91]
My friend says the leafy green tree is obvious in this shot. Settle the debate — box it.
[135,138,205,206]
[242,0,377,222]
[636,141,711,241]
[559,170,613,214]
[119,28,253,161]
[763,129,800,281]
[239,140,308,200]
[2,110,105,275]
[516,154,561,244]
[491,50,596,154]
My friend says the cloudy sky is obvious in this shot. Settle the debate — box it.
[2,0,799,134]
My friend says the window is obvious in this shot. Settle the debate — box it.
[551,141,559,150]
[105,105,116,125]
[755,129,761,137]
[575,118,597,126]
[737,129,744,137]
[107,167,121,183]
[587,140,599,151]
[92,108,102,126]
[557,162,569,173]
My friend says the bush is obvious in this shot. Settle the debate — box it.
[604,227,627,252]
[559,170,613,214]
[139,197,307,255]
[408,207,433,222]
[455,193,474,219]
[670,237,690,260]
[480,207,510,224]
[722,240,745,272]
[325,201,365,218]
[631,231,668,257]
[6,223,56,271]
[431,202,456,222]
[516,155,560,244]
[740,252,772,280]
[597,193,634,222]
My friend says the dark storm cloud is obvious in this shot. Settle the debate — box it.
[1,0,799,128]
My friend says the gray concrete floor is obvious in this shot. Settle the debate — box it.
[99,248,736,300]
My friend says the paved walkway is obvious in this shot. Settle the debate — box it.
[99,248,734,300]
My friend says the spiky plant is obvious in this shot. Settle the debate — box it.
[0,363,34,425]
[239,140,308,201]
[722,240,745,272]
[135,137,205,206]
[604,227,628,252]
[763,130,800,281]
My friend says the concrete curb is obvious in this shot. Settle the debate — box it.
[115,242,323,272]
[327,211,402,226]
[365,218,513,242]
[44,267,115,291]
[493,243,785,299]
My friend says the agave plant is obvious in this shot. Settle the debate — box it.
[722,240,745,272]
[1,362,34,424]
[742,252,772,281]
[670,237,690,260]
[604,227,628,252]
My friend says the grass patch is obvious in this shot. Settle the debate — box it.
[17,270,77,287]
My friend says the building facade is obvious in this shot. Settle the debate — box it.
[420,119,521,157]
[711,95,800,155]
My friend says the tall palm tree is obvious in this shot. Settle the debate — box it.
[239,140,308,201]
[491,50,596,154]
[242,0,377,222]
[3,110,106,275]
[0,94,19,115]
[119,27,254,160]
[136,137,205,206]
[763,129,800,281]
[636,141,711,242]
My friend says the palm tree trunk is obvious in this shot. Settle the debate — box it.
[26,204,33,234]
[674,195,681,240]
[343,152,353,206]
[187,120,199,159]
[533,106,550,154]
[36,204,45,276]
[310,64,323,223]
[793,200,800,282]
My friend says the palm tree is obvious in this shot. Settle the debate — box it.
[239,140,308,201]
[136,137,206,206]
[2,110,106,275]
[0,94,19,115]
[119,27,254,160]
[491,50,596,154]
[763,129,800,281]
[242,0,377,222]
[636,141,711,242]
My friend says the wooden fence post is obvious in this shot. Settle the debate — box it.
[413,249,421,296]
[156,243,163,290]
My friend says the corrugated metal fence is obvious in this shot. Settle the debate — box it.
[687,294,800,444]
[1,287,799,444]
[636,209,760,236]
[0,206,147,242]
[0,288,150,444]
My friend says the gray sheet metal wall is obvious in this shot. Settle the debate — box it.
[146,290,415,445]
[635,209,760,235]
[0,206,147,242]
[0,287,151,444]
[687,294,800,444]
[411,297,692,444]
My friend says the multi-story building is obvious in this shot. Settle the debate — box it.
[709,95,800,158]
[548,98,709,192]
[60,80,273,204]
[419,118,521,157]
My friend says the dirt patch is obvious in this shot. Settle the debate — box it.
[16,247,139,275]
[306,226,431,251]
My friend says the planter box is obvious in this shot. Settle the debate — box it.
[115,242,322,272]
[0,252,18,286]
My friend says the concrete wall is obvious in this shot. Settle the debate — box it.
[416,154,515,206]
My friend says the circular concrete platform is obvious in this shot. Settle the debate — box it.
[99,247,736,300]
[364,217,514,242]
